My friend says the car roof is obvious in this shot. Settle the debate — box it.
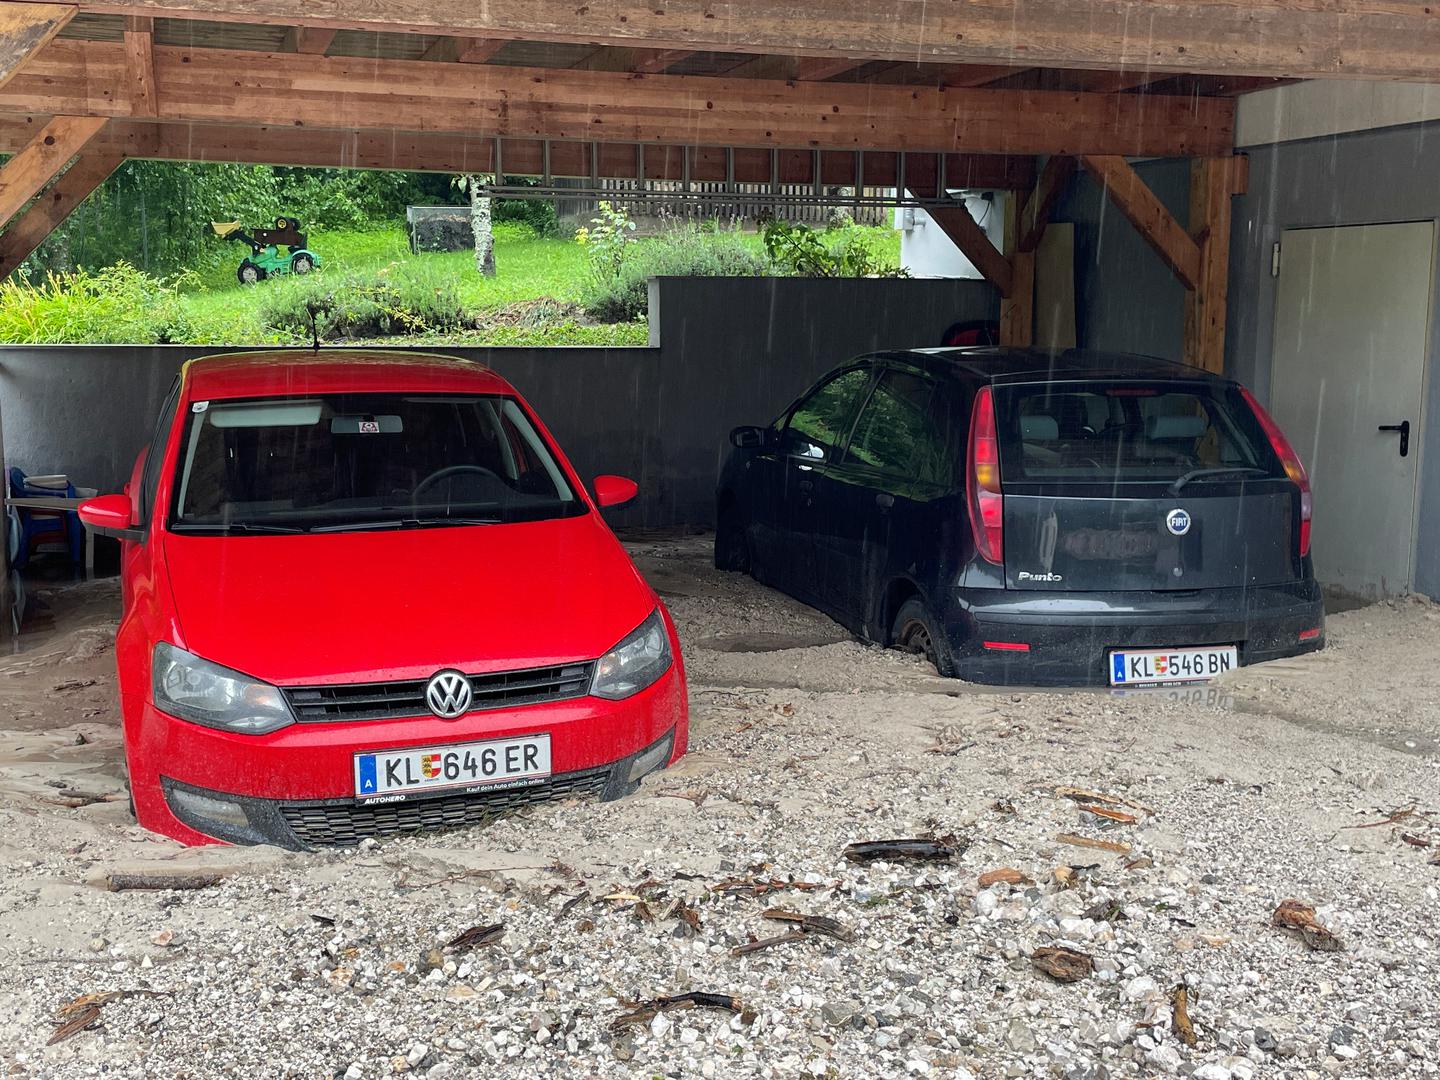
[873,347,1225,385]
[182,350,518,401]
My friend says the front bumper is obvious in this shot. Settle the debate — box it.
[944,580,1325,686]
[128,661,687,847]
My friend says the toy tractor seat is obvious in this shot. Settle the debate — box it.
[212,217,321,285]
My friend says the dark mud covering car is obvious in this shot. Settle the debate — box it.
[715,348,1324,686]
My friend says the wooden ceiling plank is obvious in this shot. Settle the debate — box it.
[793,56,864,81]
[16,0,1438,81]
[0,149,123,276]
[629,48,694,74]
[456,37,505,64]
[0,2,75,92]
[1080,154,1201,290]
[284,25,335,54]
[0,114,109,226]
[0,39,1236,158]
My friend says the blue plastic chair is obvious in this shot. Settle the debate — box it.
[7,467,83,569]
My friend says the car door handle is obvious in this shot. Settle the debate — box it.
[1378,419,1411,457]
[797,478,814,494]
[875,493,895,509]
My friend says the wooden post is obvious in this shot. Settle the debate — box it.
[1183,155,1244,374]
[999,189,1034,346]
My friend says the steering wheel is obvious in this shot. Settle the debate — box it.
[412,464,500,501]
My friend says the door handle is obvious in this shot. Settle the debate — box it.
[875,493,895,509]
[1378,419,1411,457]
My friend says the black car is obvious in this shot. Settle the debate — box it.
[714,348,1325,686]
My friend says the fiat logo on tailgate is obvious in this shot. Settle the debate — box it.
[1166,508,1192,536]
[425,670,473,719]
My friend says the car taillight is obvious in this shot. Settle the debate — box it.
[967,386,1003,565]
[1240,386,1312,557]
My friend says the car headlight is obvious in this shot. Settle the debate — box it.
[591,609,673,701]
[152,643,295,735]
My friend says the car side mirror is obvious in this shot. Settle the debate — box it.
[731,425,770,449]
[78,494,145,542]
[593,475,638,509]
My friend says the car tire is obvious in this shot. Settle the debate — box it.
[714,508,751,572]
[291,252,315,275]
[237,260,264,285]
[892,597,957,677]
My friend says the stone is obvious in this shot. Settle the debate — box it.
[1005,1019,1037,1054]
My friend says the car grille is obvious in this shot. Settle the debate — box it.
[278,768,611,847]
[283,662,595,722]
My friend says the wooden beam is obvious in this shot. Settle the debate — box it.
[1017,156,1075,254]
[1080,154,1202,291]
[1060,70,1171,94]
[1183,156,1241,374]
[929,205,1013,299]
[999,191,1034,346]
[0,2,73,92]
[0,151,122,276]
[0,115,108,227]
[284,25,335,54]
[122,18,157,117]
[21,0,1440,82]
[0,39,1236,158]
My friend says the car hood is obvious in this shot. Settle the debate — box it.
[160,514,657,685]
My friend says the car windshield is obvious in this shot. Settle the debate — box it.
[995,381,1280,485]
[170,392,584,533]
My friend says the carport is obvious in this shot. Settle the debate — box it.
[1,0,1439,598]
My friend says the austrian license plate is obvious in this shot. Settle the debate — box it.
[1108,646,1237,686]
[354,735,551,800]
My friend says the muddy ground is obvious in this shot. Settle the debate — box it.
[0,535,1436,1078]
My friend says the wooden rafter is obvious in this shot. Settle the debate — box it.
[13,0,1440,82]
[929,205,1013,298]
[0,2,74,92]
[0,150,122,276]
[1017,156,1075,254]
[0,115,108,226]
[0,39,1236,158]
[1079,155,1201,291]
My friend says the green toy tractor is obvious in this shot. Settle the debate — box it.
[211,216,322,285]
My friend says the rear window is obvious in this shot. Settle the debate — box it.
[995,382,1279,485]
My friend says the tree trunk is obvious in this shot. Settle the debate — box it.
[468,173,495,278]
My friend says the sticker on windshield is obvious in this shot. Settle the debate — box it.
[358,421,380,434]
[191,401,209,413]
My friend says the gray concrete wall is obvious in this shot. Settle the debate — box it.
[1052,159,1192,362]
[1226,121,1440,596]
[0,275,996,530]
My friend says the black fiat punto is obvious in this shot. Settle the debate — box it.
[714,348,1325,686]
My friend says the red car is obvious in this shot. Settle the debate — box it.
[78,351,688,848]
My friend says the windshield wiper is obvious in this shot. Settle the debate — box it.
[309,517,503,534]
[171,521,307,535]
[1169,467,1269,494]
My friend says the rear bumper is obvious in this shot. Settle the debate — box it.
[944,580,1325,686]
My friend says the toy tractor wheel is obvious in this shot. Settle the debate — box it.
[291,252,315,275]
[237,260,265,286]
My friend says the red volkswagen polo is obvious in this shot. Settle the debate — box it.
[78,351,687,848]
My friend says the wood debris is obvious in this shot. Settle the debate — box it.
[1053,786,1154,815]
[978,867,1031,888]
[1173,984,1198,1047]
[444,923,504,953]
[49,990,166,1046]
[1271,899,1344,952]
[842,836,965,863]
[730,928,806,956]
[1030,945,1093,983]
[1343,805,1416,830]
[1054,833,1133,855]
[100,871,223,892]
[709,877,821,898]
[761,908,854,942]
[612,992,748,1033]
[1082,805,1139,825]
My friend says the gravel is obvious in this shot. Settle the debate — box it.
[1,535,1438,1078]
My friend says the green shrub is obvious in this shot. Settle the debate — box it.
[581,224,767,323]
[761,219,908,278]
[0,263,191,343]
[257,261,464,340]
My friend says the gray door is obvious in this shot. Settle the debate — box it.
[1270,222,1435,598]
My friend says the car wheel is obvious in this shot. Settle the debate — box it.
[291,252,315,275]
[892,597,957,677]
[714,508,750,572]
[237,260,263,285]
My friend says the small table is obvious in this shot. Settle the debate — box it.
[4,495,96,575]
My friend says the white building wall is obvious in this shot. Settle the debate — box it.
[895,194,1006,279]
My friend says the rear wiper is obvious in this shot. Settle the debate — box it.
[171,521,307,535]
[1169,467,1269,494]
[310,517,502,534]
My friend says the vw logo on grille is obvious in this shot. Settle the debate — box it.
[1166,508,1192,536]
[425,670,472,720]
